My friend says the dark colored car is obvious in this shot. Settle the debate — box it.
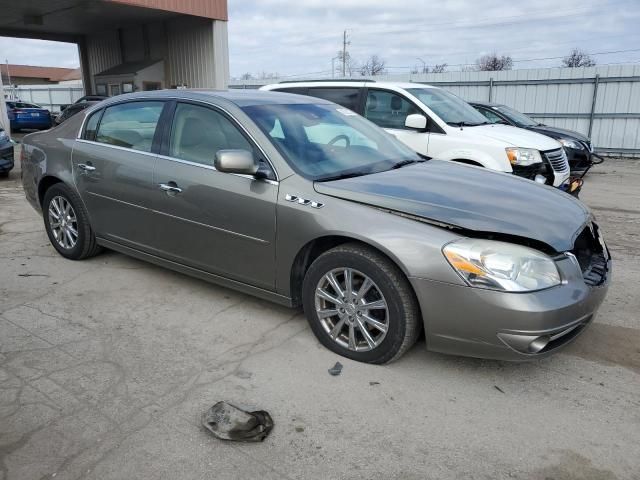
[54,101,99,126]
[20,90,610,364]
[6,101,52,132]
[471,101,596,172]
[0,126,14,177]
[60,95,109,113]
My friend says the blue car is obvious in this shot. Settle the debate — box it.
[0,126,14,177]
[6,101,52,132]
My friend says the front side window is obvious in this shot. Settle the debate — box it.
[95,101,163,152]
[244,103,422,181]
[364,90,421,129]
[476,107,504,124]
[169,103,253,166]
[307,88,360,111]
[407,88,489,126]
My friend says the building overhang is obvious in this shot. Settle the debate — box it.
[0,0,227,43]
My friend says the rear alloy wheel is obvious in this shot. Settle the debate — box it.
[303,243,421,364]
[43,183,102,260]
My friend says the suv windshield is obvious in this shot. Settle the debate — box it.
[407,88,488,126]
[243,103,423,181]
[495,105,539,127]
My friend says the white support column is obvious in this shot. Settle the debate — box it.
[0,72,10,135]
[212,20,229,89]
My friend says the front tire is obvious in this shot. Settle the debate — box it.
[43,183,102,260]
[302,243,421,364]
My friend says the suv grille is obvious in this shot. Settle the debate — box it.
[570,223,609,287]
[544,148,570,173]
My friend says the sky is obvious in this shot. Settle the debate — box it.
[1,0,639,78]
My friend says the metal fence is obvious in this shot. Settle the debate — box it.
[230,64,640,156]
[5,85,85,113]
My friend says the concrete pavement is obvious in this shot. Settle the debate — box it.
[1,154,639,479]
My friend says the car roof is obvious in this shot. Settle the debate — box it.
[268,80,441,91]
[94,89,333,107]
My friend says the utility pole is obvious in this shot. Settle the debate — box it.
[342,30,349,77]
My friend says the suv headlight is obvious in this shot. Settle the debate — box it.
[505,148,542,166]
[558,138,584,150]
[443,239,561,292]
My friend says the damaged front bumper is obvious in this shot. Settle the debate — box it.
[409,255,611,361]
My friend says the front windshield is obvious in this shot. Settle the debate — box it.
[495,105,538,127]
[407,88,488,126]
[243,103,422,181]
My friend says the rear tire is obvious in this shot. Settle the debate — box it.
[43,183,102,260]
[302,243,421,364]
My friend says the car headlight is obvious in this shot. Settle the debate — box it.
[443,239,561,292]
[558,138,584,150]
[0,130,7,141]
[505,148,542,166]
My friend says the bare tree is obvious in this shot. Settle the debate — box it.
[431,63,448,73]
[336,50,358,76]
[562,48,596,68]
[240,72,254,80]
[475,53,513,71]
[360,55,387,76]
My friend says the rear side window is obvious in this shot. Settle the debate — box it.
[95,101,164,152]
[274,87,308,95]
[83,110,102,141]
[364,90,421,129]
[306,88,360,111]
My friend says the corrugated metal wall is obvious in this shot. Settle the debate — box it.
[231,65,640,155]
[166,16,228,89]
[82,16,228,93]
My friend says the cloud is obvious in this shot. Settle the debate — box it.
[228,0,640,77]
[0,37,78,68]
[0,0,638,77]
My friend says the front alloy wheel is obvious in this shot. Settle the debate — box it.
[303,243,421,364]
[315,268,389,352]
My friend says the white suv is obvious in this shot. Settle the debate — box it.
[261,81,570,187]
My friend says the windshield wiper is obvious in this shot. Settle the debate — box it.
[316,171,371,182]
[449,121,489,128]
[391,158,428,169]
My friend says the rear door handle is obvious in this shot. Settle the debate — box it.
[159,183,183,194]
[77,163,96,172]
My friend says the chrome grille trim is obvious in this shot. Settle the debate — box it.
[544,148,570,173]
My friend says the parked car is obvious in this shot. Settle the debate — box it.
[6,101,52,132]
[21,90,610,364]
[261,81,570,188]
[470,101,597,172]
[54,101,99,126]
[60,95,108,112]
[0,126,13,177]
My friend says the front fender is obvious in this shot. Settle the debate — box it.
[437,148,512,173]
[274,177,465,298]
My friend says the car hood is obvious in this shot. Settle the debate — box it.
[314,161,590,252]
[465,124,561,150]
[527,125,590,143]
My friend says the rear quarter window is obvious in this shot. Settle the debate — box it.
[306,88,361,111]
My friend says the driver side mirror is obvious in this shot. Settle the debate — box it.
[215,149,259,175]
[405,114,428,131]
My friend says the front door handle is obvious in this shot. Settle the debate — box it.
[77,163,96,172]
[159,183,183,194]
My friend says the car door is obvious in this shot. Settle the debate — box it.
[72,100,165,249]
[362,89,432,156]
[150,101,278,289]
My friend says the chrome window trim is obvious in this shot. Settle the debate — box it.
[74,139,279,186]
[76,95,280,181]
